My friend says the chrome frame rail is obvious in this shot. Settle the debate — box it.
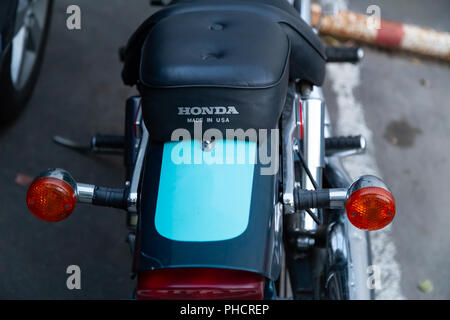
[127,116,149,229]
[296,0,372,300]
[282,93,300,214]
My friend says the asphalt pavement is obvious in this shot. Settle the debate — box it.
[328,0,450,300]
[0,0,154,299]
[0,0,449,299]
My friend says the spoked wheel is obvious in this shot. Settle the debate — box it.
[0,0,52,125]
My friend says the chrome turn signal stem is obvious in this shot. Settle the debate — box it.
[76,183,128,210]
[294,187,347,211]
[77,183,95,204]
[289,175,395,250]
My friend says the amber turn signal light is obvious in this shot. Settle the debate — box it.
[345,176,396,231]
[26,169,77,222]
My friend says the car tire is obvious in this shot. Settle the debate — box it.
[0,0,53,126]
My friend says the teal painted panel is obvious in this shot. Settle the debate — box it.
[155,139,256,242]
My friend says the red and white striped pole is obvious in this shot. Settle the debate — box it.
[311,4,450,61]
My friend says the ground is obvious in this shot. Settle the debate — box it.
[0,0,448,299]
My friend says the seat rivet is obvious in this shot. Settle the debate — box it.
[202,139,216,152]
[209,23,223,31]
[201,53,216,60]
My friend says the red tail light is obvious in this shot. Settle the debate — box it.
[136,268,265,300]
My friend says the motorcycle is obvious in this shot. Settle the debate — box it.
[25,0,395,300]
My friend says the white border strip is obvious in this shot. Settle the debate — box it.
[324,0,405,300]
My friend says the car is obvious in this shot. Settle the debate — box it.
[0,0,52,125]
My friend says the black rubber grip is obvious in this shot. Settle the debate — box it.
[294,189,330,211]
[325,136,363,151]
[92,135,124,149]
[326,46,362,63]
[92,187,127,209]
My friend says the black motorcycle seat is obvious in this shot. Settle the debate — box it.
[140,10,289,88]
[139,10,290,141]
[121,0,326,87]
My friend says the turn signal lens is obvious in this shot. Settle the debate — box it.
[345,187,395,231]
[26,177,77,222]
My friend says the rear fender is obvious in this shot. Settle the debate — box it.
[134,139,282,280]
